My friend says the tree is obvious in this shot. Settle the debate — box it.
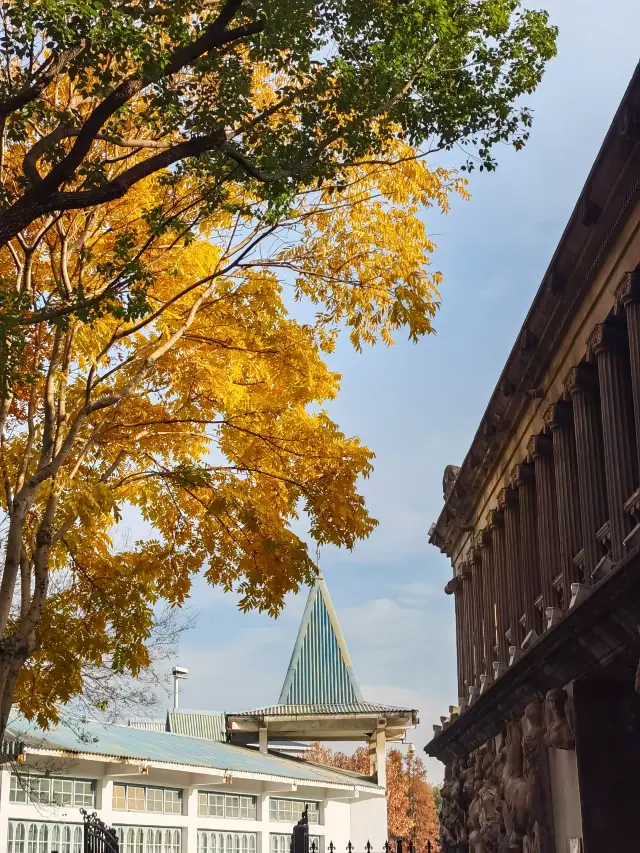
[0,137,466,742]
[307,743,439,849]
[0,0,557,249]
[0,0,557,747]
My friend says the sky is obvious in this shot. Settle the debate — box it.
[134,1,640,784]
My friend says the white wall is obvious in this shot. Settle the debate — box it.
[0,755,385,853]
[349,796,387,851]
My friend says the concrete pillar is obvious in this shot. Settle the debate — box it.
[565,364,608,582]
[0,764,10,849]
[374,729,386,788]
[545,402,583,604]
[589,322,638,561]
[259,727,268,754]
[186,786,200,853]
[99,776,114,823]
[528,434,562,624]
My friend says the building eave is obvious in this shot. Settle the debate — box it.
[16,743,384,795]
[430,60,640,559]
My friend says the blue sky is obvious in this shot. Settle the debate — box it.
[139,1,640,783]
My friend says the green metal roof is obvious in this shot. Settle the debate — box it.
[6,716,382,792]
[279,576,364,706]
[229,703,415,718]
[167,709,225,741]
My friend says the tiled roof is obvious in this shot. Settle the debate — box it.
[229,703,415,718]
[279,577,363,706]
[6,717,382,792]
[168,709,225,741]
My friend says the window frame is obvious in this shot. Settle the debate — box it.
[115,826,182,853]
[112,783,183,815]
[269,798,321,825]
[197,830,257,853]
[198,792,257,820]
[7,820,83,853]
[9,774,96,809]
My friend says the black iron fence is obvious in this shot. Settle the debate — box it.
[81,810,119,853]
[316,843,435,853]
[292,812,436,853]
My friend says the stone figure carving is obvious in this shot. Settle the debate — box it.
[439,762,457,852]
[522,700,555,853]
[443,465,461,500]
[500,720,529,853]
[544,688,575,750]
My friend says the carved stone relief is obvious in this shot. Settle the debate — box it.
[544,687,575,750]
[438,701,557,853]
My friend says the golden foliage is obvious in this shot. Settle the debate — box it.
[307,743,439,849]
[0,119,467,727]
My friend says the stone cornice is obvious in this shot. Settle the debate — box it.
[429,62,640,559]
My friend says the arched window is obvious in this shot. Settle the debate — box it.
[248,835,256,853]
[73,825,83,853]
[62,824,72,853]
[27,824,37,853]
[51,826,61,851]
[8,821,14,853]
[37,824,48,853]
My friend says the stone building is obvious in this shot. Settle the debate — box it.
[425,63,640,853]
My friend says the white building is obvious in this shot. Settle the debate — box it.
[1,577,418,853]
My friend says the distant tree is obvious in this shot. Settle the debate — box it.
[308,743,439,849]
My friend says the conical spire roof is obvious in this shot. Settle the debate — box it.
[279,575,364,706]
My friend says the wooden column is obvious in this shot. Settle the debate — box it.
[469,549,483,688]
[618,268,640,477]
[528,434,562,620]
[545,401,583,604]
[502,486,524,648]
[460,565,473,695]
[589,322,638,561]
[565,363,609,582]
[477,530,496,676]
[512,462,541,637]
[489,509,509,665]
[446,575,465,702]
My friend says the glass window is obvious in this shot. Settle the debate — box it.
[52,778,74,805]
[113,785,127,810]
[270,798,320,824]
[128,786,146,811]
[10,775,27,803]
[62,825,71,853]
[73,826,83,853]
[226,796,240,818]
[164,789,182,815]
[146,788,164,813]
[37,824,48,853]
[239,797,256,819]
[27,824,37,853]
[30,778,51,804]
[74,780,95,807]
